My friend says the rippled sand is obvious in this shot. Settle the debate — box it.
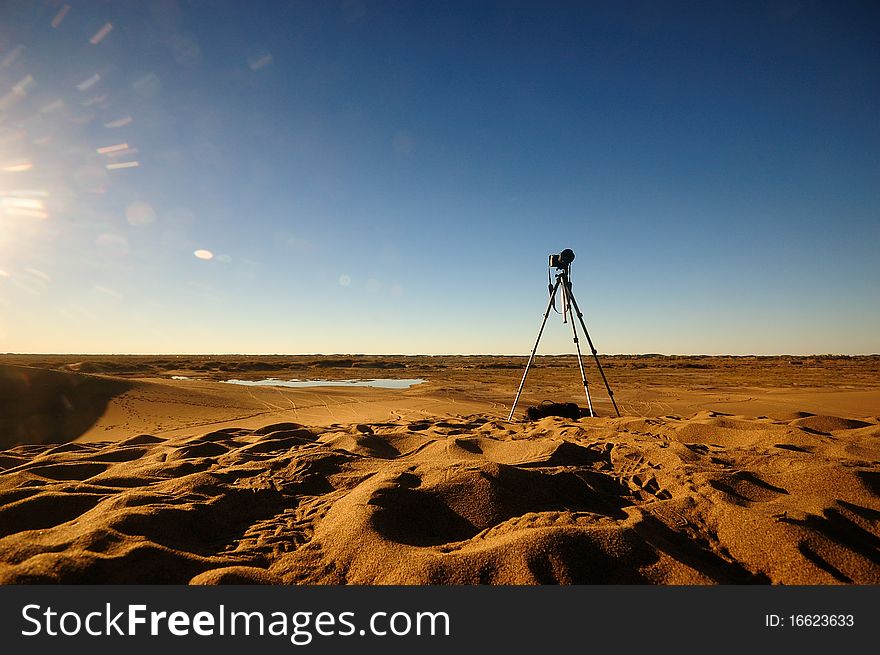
[1,356,877,584]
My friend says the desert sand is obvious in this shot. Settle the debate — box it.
[0,354,878,584]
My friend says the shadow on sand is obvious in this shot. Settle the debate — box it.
[0,365,132,448]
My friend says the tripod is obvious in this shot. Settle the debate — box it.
[508,265,620,421]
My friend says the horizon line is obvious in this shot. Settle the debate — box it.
[2,352,878,358]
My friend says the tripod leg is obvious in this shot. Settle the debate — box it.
[563,278,594,417]
[508,277,562,421]
[565,280,621,417]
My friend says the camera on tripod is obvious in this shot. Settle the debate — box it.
[548,248,575,270]
[509,247,620,421]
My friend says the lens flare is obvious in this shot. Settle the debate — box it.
[104,116,133,128]
[105,161,139,170]
[2,160,33,172]
[96,143,129,155]
[51,5,70,29]
[125,201,156,226]
[76,74,101,92]
[89,23,113,45]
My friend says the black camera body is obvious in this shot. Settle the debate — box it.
[549,248,575,270]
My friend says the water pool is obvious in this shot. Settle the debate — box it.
[223,378,425,389]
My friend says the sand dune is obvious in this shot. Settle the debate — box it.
[1,356,877,584]
[1,411,877,584]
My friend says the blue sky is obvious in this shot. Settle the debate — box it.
[0,0,877,354]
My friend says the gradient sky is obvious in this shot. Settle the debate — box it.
[0,0,877,355]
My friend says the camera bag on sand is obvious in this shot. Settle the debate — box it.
[526,401,583,421]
